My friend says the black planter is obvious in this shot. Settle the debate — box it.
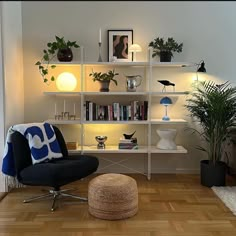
[200,160,226,187]
[57,48,73,62]
[160,51,172,62]
[99,81,110,92]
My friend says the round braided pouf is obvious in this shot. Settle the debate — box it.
[88,173,138,220]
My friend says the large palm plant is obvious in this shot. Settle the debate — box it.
[185,80,236,165]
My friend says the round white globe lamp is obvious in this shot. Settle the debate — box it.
[56,72,77,91]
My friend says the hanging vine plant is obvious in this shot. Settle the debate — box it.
[35,35,79,84]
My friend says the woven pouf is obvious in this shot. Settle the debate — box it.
[88,173,138,220]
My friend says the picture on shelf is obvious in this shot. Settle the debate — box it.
[108,29,133,62]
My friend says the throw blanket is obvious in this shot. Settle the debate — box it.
[2,122,63,177]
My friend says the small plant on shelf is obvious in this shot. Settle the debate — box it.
[148,37,183,62]
[35,35,79,84]
[89,69,119,92]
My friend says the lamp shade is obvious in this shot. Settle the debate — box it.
[160,97,172,105]
[197,61,206,73]
[56,72,77,91]
[129,44,142,62]
[129,44,142,53]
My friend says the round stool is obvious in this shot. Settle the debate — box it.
[88,173,138,220]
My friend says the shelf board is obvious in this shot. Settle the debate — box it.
[151,119,187,124]
[151,62,191,67]
[151,145,187,153]
[82,91,148,96]
[150,91,189,95]
[68,145,187,154]
[44,91,189,96]
[46,61,191,67]
[46,119,81,124]
[44,92,81,96]
[83,61,149,66]
[81,145,148,153]
[46,119,186,125]
[83,120,149,124]
[47,61,81,65]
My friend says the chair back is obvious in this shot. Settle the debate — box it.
[11,125,68,180]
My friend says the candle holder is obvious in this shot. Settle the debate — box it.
[98,42,103,62]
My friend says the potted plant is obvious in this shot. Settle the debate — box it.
[185,80,236,187]
[35,35,79,84]
[89,69,119,92]
[148,37,183,62]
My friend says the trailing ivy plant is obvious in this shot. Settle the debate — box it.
[35,36,79,84]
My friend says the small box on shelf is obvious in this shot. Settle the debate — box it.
[66,142,78,150]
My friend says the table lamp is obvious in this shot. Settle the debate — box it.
[129,44,142,62]
[160,96,172,121]
[56,72,77,91]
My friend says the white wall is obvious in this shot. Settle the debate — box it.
[0,1,24,192]
[21,1,236,174]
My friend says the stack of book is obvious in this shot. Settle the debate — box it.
[118,138,138,150]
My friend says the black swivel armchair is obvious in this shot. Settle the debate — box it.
[11,125,99,211]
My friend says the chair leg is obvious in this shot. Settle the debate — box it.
[23,188,87,211]
[61,192,88,201]
[51,193,60,212]
[23,192,52,203]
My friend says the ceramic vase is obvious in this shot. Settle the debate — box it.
[156,129,177,150]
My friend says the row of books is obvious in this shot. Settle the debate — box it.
[118,137,138,150]
[84,100,148,121]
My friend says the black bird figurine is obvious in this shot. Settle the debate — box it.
[157,80,175,92]
[123,131,136,139]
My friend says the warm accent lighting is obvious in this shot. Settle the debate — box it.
[160,97,172,121]
[129,44,142,62]
[56,72,77,91]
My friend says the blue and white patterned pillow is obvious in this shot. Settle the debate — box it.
[23,123,63,164]
[2,122,63,177]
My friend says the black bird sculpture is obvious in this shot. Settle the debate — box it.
[123,131,136,139]
[157,80,175,92]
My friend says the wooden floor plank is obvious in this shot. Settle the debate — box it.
[0,174,235,235]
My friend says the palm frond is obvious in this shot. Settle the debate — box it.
[185,80,236,164]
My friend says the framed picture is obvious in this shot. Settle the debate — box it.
[108,29,133,62]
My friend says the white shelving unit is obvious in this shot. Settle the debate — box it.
[44,50,191,180]
[151,146,187,154]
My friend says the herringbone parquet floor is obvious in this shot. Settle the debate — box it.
[0,174,236,236]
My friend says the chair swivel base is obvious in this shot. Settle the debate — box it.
[23,188,88,211]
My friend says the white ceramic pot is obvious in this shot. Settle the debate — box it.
[156,129,177,150]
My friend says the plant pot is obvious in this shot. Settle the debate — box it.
[57,48,73,62]
[99,81,110,92]
[200,160,226,187]
[160,51,172,62]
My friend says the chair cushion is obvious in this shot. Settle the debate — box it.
[19,155,99,188]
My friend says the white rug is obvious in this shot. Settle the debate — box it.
[212,186,236,216]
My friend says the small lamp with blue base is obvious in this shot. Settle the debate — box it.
[160,96,172,121]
